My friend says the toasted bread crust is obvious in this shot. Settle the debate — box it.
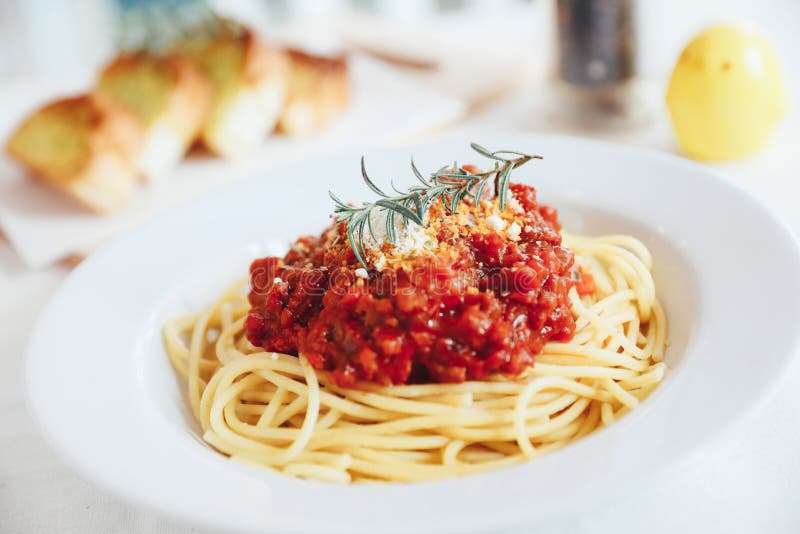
[89,93,145,165]
[177,24,289,157]
[277,49,349,136]
[164,53,211,141]
[97,52,211,142]
[286,48,349,75]
[240,28,290,87]
[6,94,144,213]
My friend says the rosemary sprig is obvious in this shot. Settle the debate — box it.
[330,143,542,268]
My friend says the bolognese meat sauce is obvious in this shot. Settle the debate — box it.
[245,182,593,386]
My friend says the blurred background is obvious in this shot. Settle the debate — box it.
[1,0,797,142]
[1,0,798,90]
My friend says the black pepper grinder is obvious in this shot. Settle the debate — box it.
[553,0,646,128]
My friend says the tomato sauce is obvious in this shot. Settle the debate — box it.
[245,183,593,386]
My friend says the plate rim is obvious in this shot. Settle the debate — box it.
[24,133,800,533]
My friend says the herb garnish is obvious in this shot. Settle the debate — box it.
[329,143,542,268]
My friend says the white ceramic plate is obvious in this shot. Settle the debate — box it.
[25,135,800,533]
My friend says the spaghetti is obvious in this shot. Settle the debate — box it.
[163,233,666,484]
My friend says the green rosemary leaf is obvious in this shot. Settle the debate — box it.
[356,215,367,263]
[390,179,406,195]
[474,179,488,207]
[492,150,543,160]
[470,142,505,161]
[405,194,423,222]
[361,157,388,198]
[386,209,397,244]
[375,199,423,225]
[434,173,481,180]
[329,191,351,211]
[411,158,428,187]
[366,207,378,241]
[449,190,462,213]
[439,193,449,210]
[497,162,515,211]
[421,192,436,217]
[347,218,367,268]
[431,165,449,184]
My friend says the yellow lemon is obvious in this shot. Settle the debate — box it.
[666,23,788,160]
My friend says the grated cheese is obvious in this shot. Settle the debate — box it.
[373,253,387,272]
[486,214,506,232]
[364,210,437,257]
[507,193,524,214]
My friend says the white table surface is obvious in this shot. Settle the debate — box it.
[3,15,800,529]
